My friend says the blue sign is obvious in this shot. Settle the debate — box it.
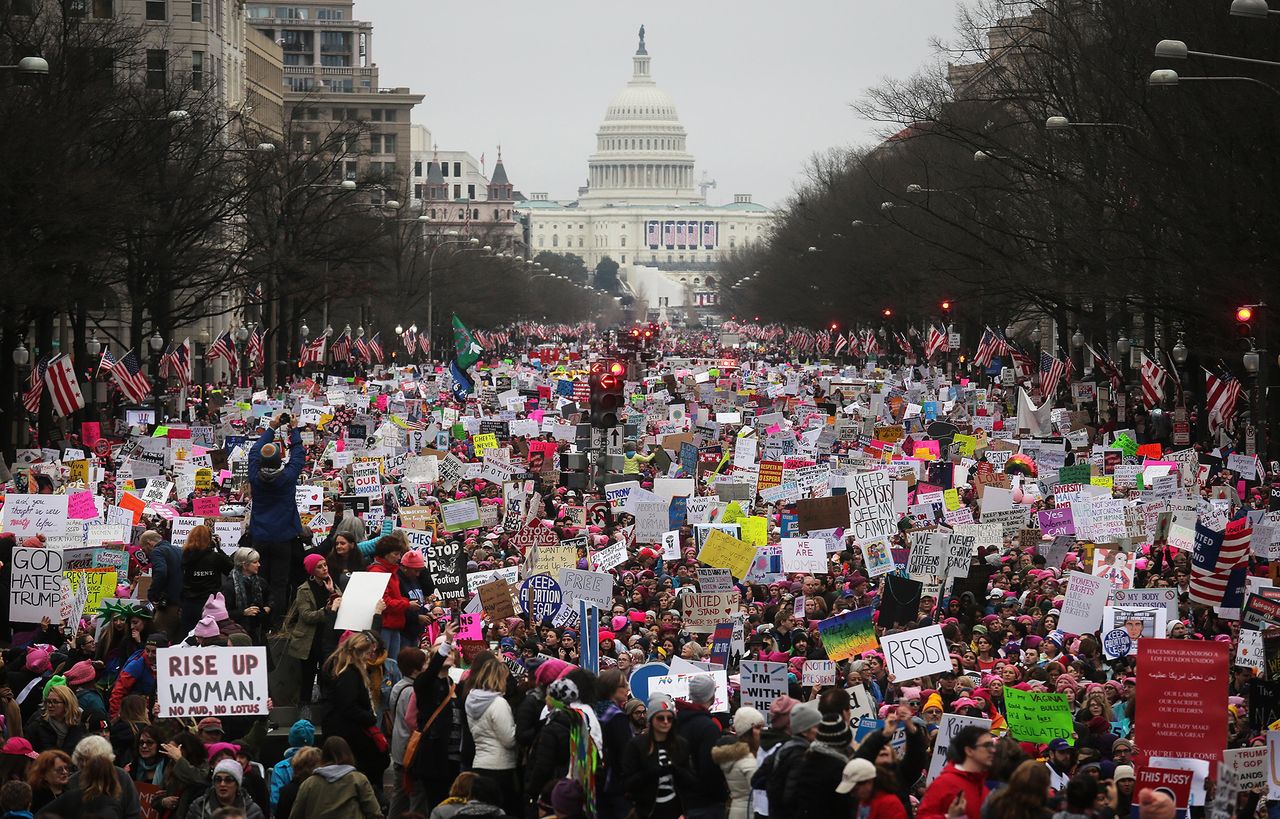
[669,496,688,529]
[1102,628,1132,660]
[579,600,600,673]
[519,575,563,624]
[627,662,670,703]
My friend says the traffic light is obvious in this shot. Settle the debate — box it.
[1236,306,1254,339]
[589,360,625,428]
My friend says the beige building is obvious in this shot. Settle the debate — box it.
[244,25,284,139]
[245,0,422,192]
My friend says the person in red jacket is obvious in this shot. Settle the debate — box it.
[367,536,411,657]
[836,758,908,819]
[916,725,994,819]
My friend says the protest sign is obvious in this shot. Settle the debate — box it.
[780,538,827,574]
[739,661,788,711]
[479,578,517,620]
[440,498,482,532]
[847,471,896,544]
[803,659,837,688]
[1003,687,1074,744]
[1058,571,1111,635]
[698,528,756,579]
[679,591,738,631]
[519,575,563,623]
[927,714,992,783]
[10,546,64,622]
[424,539,464,600]
[880,624,950,681]
[697,568,734,593]
[1,495,69,539]
[334,572,391,631]
[1132,767,1194,818]
[156,645,268,718]
[816,607,878,661]
[63,568,116,618]
[1223,745,1268,792]
[558,568,615,609]
[1136,639,1228,765]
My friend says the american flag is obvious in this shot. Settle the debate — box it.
[300,335,326,366]
[973,327,1006,368]
[368,332,384,364]
[21,356,47,414]
[924,324,949,359]
[1139,351,1168,410]
[353,332,371,362]
[401,326,416,352]
[96,346,117,379]
[833,333,848,356]
[1085,342,1123,390]
[1204,366,1244,435]
[246,327,266,374]
[419,333,431,358]
[330,328,351,362]
[895,332,914,357]
[206,330,238,374]
[1060,348,1076,384]
[846,331,861,358]
[112,349,152,403]
[1007,340,1035,381]
[160,339,192,388]
[43,353,85,418]
[1038,350,1066,399]
[1189,515,1252,607]
[861,329,881,357]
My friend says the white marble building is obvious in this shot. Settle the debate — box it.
[516,28,771,320]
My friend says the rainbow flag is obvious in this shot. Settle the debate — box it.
[818,606,879,662]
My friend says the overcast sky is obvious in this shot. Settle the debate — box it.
[371,1,962,209]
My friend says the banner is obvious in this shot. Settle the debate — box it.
[1136,638,1228,764]
[10,546,64,623]
[1003,687,1074,744]
[156,645,268,718]
[816,606,878,661]
[646,220,660,248]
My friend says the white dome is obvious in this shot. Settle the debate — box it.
[605,85,679,122]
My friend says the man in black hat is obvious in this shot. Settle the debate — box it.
[248,413,305,629]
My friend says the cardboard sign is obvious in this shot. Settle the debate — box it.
[1058,571,1111,635]
[880,624,950,681]
[739,661,788,711]
[679,591,739,631]
[1,494,69,538]
[334,572,391,631]
[10,546,64,623]
[479,578,517,620]
[156,645,268,718]
[698,529,756,579]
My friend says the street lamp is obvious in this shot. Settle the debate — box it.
[1149,68,1280,96]
[1171,337,1188,366]
[300,322,310,340]
[1116,334,1131,356]
[1231,0,1280,17]
[395,324,403,336]
[1072,329,1084,349]
[0,56,49,74]
[12,341,29,367]
[148,331,164,419]
[1155,38,1280,67]
[1045,115,1140,132]
[148,331,164,353]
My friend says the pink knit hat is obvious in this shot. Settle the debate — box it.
[303,553,327,575]
[202,592,229,622]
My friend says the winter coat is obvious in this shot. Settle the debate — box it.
[410,647,458,782]
[180,547,233,602]
[184,789,265,819]
[673,700,728,809]
[620,732,695,819]
[862,788,910,819]
[711,738,757,819]
[147,540,184,605]
[107,650,155,718]
[284,578,337,660]
[917,763,989,819]
[247,427,305,542]
[317,665,381,774]
[288,764,382,819]
[523,708,575,802]
[781,743,851,819]
[26,715,87,755]
[221,570,270,641]
[855,726,928,815]
[368,557,412,629]
[465,689,517,771]
[43,767,140,819]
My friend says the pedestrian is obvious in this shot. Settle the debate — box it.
[711,706,762,819]
[184,758,266,819]
[179,526,233,635]
[221,548,270,644]
[915,725,994,819]
[247,413,306,629]
[982,759,1053,819]
[316,632,389,793]
[780,713,853,819]
[673,674,728,819]
[620,694,693,819]
[463,656,518,815]
[834,759,907,819]
[279,553,344,707]
[287,736,382,819]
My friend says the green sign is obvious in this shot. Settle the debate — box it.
[1003,687,1074,745]
[1058,464,1091,484]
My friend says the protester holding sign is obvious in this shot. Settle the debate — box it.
[247,413,306,629]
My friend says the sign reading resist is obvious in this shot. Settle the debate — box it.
[879,624,951,681]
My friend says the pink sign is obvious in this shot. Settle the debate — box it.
[192,496,221,516]
[377,394,389,412]
[67,491,99,520]
[81,422,101,447]
[458,612,484,640]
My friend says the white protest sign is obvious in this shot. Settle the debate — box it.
[156,645,268,718]
[558,568,615,609]
[661,530,682,561]
[1,495,69,539]
[1058,571,1112,635]
[140,479,173,504]
[738,661,788,711]
[927,714,992,783]
[170,517,202,546]
[803,659,837,687]
[880,624,951,681]
[350,461,381,497]
[334,572,391,630]
[846,471,896,544]
[1223,745,1268,793]
[697,567,734,593]
[680,591,739,631]
[590,542,627,572]
[780,538,827,574]
[10,546,65,622]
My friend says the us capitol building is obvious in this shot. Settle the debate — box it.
[517,27,771,324]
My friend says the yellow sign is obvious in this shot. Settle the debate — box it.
[68,460,90,485]
[943,488,961,511]
[64,568,118,614]
[721,501,746,525]
[472,433,498,456]
[740,516,768,547]
[874,425,905,444]
[194,468,213,490]
[1090,476,1114,489]
[952,434,977,457]
[698,529,757,579]
[913,446,937,462]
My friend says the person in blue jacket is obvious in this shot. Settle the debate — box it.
[269,718,316,813]
[138,530,183,638]
[248,413,306,630]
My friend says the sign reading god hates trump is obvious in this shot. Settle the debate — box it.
[157,645,268,718]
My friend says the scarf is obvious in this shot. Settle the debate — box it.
[231,569,252,615]
[548,695,600,818]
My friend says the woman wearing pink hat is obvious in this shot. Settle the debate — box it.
[278,553,345,707]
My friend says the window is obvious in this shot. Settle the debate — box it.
[538,235,545,247]
[247,4,270,16]
[320,55,349,67]
[332,107,357,121]
[344,160,357,180]
[578,237,584,247]
[414,161,422,177]
[190,0,200,21]
[467,184,475,199]
[145,49,167,88]
[278,5,306,18]
[191,50,203,89]
[453,162,461,177]
[473,208,479,219]
[453,184,461,199]
[93,0,112,15]
[621,255,626,263]
[283,54,313,66]
[729,237,735,248]
[145,0,165,19]
[620,236,626,247]
[316,6,343,18]
[371,133,395,154]
[321,31,350,53]
[414,184,423,199]
[441,162,449,177]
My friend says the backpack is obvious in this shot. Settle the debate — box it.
[762,738,808,818]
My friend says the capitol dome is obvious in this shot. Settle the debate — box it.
[581,29,700,205]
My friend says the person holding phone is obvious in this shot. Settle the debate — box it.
[248,412,306,630]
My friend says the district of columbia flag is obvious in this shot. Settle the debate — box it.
[43,354,85,417]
